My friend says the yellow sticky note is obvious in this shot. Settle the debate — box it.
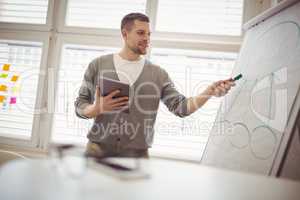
[11,75,19,82]
[12,85,20,93]
[0,95,5,103]
[2,64,10,71]
[0,85,7,92]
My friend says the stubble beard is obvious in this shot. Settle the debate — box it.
[128,44,146,55]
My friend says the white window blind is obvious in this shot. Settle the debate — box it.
[51,44,117,144]
[156,0,244,36]
[0,40,42,139]
[66,0,147,29]
[0,0,49,24]
[149,48,237,160]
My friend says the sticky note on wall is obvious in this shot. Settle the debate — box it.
[11,85,20,93]
[2,64,10,71]
[11,75,19,82]
[0,85,7,92]
[0,73,8,78]
[0,95,5,103]
[10,97,16,104]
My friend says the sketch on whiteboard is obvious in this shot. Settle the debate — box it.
[206,20,300,161]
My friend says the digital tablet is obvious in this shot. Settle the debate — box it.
[98,76,130,113]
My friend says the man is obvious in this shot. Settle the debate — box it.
[75,13,235,158]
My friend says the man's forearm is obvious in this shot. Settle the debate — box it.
[187,88,213,115]
[82,104,99,118]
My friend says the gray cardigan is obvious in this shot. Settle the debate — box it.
[75,54,190,149]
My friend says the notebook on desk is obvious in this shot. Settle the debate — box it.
[87,158,150,181]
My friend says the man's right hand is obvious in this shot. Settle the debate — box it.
[93,85,129,115]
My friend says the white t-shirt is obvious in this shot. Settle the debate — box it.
[113,53,145,85]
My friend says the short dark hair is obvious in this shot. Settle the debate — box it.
[121,13,149,31]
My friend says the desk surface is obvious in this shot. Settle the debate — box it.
[0,158,300,200]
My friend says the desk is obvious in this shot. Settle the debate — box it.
[0,158,299,200]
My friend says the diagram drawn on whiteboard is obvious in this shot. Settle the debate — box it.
[207,20,300,161]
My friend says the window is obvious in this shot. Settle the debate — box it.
[0,0,49,24]
[0,40,42,139]
[150,48,237,160]
[51,44,118,144]
[66,0,147,29]
[156,0,244,35]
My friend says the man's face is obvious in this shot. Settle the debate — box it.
[122,20,151,55]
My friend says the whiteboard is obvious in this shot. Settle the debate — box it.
[201,0,300,175]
